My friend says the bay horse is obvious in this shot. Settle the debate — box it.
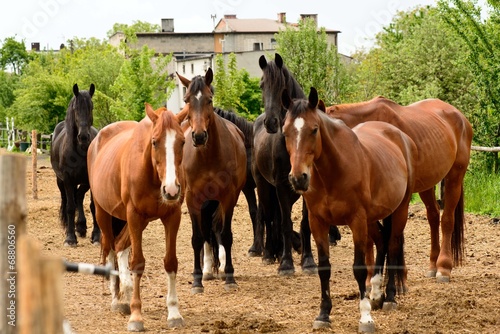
[254,53,338,275]
[282,87,417,332]
[325,95,473,282]
[50,83,100,246]
[177,68,247,293]
[87,103,187,331]
[213,108,260,256]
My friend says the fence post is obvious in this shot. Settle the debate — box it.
[31,130,38,200]
[0,154,26,334]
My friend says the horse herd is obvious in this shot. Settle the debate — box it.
[49,53,473,332]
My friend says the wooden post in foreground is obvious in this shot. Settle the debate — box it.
[18,237,64,334]
[31,130,38,200]
[0,154,26,334]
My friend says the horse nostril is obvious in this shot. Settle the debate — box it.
[301,173,308,182]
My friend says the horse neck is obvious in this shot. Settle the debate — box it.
[330,98,399,128]
[136,120,161,185]
[64,105,77,143]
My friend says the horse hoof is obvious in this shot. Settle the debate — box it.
[167,317,185,328]
[224,283,238,292]
[436,272,450,283]
[358,321,375,333]
[262,257,276,265]
[63,240,77,247]
[302,265,317,275]
[111,302,131,315]
[370,297,384,310]
[127,321,144,332]
[191,286,204,294]
[278,268,294,276]
[248,250,262,257]
[91,240,101,247]
[382,302,397,311]
[202,273,215,281]
[426,269,437,278]
[312,320,331,329]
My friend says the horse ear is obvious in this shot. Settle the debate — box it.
[259,55,267,70]
[73,84,79,97]
[205,68,213,86]
[176,72,191,88]
[275,53,283,69]
[89,84,95,97]
[175,103,189,124]
[145,103,158,123]
[281,89,292,110]
[308,87,319,109]
[317,99,326,113]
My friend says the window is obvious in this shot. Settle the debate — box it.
[253,42,263,51]
[270,38,277,49]
[191,63,194,74]
[182,64,185,74]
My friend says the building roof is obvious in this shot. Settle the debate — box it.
[214,16,340,34]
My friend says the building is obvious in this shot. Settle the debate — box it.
[108,14,340,112]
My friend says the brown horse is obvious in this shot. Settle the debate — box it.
[282,87,417,332]
[87,103,187,331]
[324,96,473,282]
[177,68,247,293]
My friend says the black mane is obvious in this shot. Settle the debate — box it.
[214,108,253,148]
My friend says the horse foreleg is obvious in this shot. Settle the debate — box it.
[190,211,205,294]
[89,193,101,245]
[367,221,385,310]
[63,180,78,246]
[419,189,441,278]
[75,184,89,238]
[127,215,146,332]
[243,185,261,257]
[220,208,237,291]
[276,184,297,276]
[310,218,331,329]
[162,211,184,328]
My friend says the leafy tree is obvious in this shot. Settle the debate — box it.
[0,71,19,121]
[0,37,31,75]
[213,53,261,120]
[110,45,174,121]
[107,20,161,38]
[275,18,349,105]
[439,0,500,171]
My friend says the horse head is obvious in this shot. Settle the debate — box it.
[282,87,321,193]
[145,103,186,202]
[176,68,214,147]
[259,53,305,134]
[72,83,95,151]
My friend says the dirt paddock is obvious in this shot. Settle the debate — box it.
[22,154,499,333]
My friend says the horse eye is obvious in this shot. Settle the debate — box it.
[312,128,318,135]
[152,139,157,148]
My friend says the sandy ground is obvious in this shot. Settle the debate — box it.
[19,154,500,333]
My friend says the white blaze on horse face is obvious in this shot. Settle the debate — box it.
[293,117,305,151]
[195,90,202,101]
[164,129,178,197]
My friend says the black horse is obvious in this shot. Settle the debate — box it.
[51,83,100,246]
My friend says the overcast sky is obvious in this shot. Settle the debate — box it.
[0,0,480,55]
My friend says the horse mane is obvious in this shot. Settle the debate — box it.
[329,96,395,112]
[187,75,214,95]
[287,99,311,119]
[262,60,305,100]
[213,108,254,148]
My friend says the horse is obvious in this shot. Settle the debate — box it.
[254,53,338,275]
[213,108,260,256]
[87,103,187,331]
[50,83,100,246]
[324,95,473,282]
[282,87,417,332]
[177,68,247,293]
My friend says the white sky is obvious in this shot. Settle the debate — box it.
[0,0,484,55]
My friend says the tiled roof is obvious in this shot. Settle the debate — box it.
[214,18,340,34]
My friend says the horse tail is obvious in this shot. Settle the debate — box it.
[452,185,465,266]
[382,215,406,295]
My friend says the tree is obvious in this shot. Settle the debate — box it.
[106,20,161,38]
[213,53,261,120]
[0,37,31,75]
[275,18,349,105]
[439,0,500,171]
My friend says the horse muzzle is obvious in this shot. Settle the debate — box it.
[162,183,181,202]
[192,131,208,147]
[264,117,279,134]
[289,173,309,193]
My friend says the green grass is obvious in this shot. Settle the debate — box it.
[464,170,500,217]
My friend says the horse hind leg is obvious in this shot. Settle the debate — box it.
[62,181,78,246]
[418,189,441,278]
[89,194,101,245]
[109,247,132,315]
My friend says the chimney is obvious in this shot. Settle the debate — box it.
[161,18,174,32]
[277,12,286,23]
[224,14,237,19]
[300,14,318,27]
[31,42,40,51]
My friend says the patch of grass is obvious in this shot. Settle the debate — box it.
[464,170,500,217]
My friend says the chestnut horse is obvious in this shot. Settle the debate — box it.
[177,69,247,293]
[283,87,417,332]
[325,96,473,282]
[51,83,100,246]
[87,103,186,331]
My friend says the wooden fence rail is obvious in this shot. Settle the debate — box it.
[471,145,500,152]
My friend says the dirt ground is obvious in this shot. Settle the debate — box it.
[21,154,499,333]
